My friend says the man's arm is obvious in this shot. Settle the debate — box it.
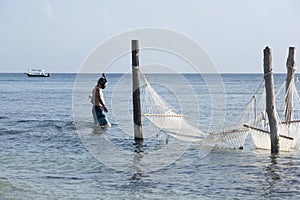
[99,89,108,112]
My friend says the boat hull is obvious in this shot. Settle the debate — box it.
[26,73,50,77]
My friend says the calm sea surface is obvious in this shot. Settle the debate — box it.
[1,73,300,199]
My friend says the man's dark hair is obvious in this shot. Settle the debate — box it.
[98,73,107,88]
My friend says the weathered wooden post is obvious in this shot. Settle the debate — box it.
[131,40,143,143]
[263,46,279,153]
[285,47,296,124]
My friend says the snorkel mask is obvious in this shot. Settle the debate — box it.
[98,73,107,89]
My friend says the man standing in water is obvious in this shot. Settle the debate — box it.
[91,74,111,127]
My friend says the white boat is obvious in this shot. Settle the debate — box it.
[26,69,50,77]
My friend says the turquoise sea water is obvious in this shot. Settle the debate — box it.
[1,73,300,199]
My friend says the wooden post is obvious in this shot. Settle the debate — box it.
[285,47,296,124]
[131,40,143,142]
[263,46,279,153]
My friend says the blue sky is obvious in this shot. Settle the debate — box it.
[0,0,299,73]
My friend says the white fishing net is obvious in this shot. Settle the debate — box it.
[140,73,248,149]
[141,75,206,142]
[242,79,300,151]
[140,71,300,151]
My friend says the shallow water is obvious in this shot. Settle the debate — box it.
[1,73,300,199]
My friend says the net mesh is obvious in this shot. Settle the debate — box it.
[140,74,248,149]
[140,72,300,151]
[244,80,300,151]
